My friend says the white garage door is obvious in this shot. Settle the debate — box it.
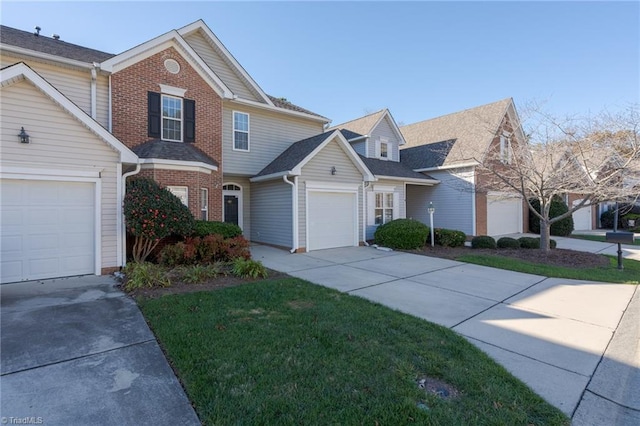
[307,191,357,251]
[572,200,592,230]
[1,179,95,284]
[487,194,522,236]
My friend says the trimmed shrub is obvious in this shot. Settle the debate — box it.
[518,237,539,249]
[158,235,251,266]
[497,237,520,249]
[374,219,429,250]
[193,221,242,239]
[471,235,497,249]
[550,239,557,249]
[232,258,268,279]
[123,262,171,291]
[528,197,574,236]
[124,178,194,262]
[434,228,467,247]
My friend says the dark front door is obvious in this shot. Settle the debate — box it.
[224,195,239,225]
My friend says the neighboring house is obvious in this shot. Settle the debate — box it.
[0,21,331,283]
[399,98,528,237]
[328,109,439,240]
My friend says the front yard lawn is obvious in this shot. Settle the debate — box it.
[139,278,568,425]
[457,254,640,284]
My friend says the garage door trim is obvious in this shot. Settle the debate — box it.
[305,181,359,251]
[1,169,102,279]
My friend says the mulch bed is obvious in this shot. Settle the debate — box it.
[409,245,611,269]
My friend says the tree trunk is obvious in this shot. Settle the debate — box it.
[539,220,552,253]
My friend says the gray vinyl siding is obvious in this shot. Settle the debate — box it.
[350,140,367,156]
[298,140,365,248]
[222,102,324,175]
[1,78,120,269]
[406,168,475,235]
[184,31,261,102]
[369,116,401,161]
[250,179,292,248]
[221,176,251,238]
[365,180,406,240]
[0,55,109,128]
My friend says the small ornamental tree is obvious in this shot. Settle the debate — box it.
[124,178,195,262]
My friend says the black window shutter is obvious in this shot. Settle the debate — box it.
[184,99,195,143]
[148,92,161,138]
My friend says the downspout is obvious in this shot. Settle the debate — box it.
[362,181,370,246]
[283,175,298,253]
[90,63,98,119]
[120,163,141,267]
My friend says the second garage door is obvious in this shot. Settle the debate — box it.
[487,194,522,236]
[307,191,357,251]
[0,179,95,284]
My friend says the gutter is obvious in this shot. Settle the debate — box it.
[228,97,329,124]
[413,161,479,173]
[0,44,97,70]
[283,175,299,253]
[90,62,98,119]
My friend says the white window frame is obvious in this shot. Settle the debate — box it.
[500,132,512,164]
[374,192,394,225]
[162,94,183,142]
[233,111,250,151]
[167,186,188,207]
[200,188,208,221]
[376,137,391,160]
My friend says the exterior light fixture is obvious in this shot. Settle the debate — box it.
[331,166,337,175]
[428,202,435,247]
[18,127,30,144]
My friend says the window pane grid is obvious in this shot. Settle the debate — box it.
[162,95,182,142]
[233,112,249,150]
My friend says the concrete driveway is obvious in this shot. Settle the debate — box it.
[0,276,199,425]
[252,244,639,423]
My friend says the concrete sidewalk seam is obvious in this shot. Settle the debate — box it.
[0,338,156,377]
[584,389,640,413]
[449,276,549,329]
[347,262,463,282]
[571,285,639,419]
[461,336,592,378]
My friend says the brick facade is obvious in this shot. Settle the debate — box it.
[111,47,223,220]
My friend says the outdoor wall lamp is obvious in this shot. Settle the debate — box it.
[331,166,337,175]
[18,127,30,144]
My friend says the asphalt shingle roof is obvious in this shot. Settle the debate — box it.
[266,95,328,120]
[328,109,386,135]
[0,25,115,63]
[254,131,333,177]
[399,98,512,167]
[132,140,219,167]
[360,156,436,181]
[400,139,456,170]
[338,129,364,140]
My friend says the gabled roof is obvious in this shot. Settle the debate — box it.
[131,140,218,170]
[0,25,114,63]
[400,140,456,170]
[338,129,365,141]
[100,28,232,98]
[267,95,327,119]
[251,130,374,182]
[0,62,137,164]
[178,20,273,106]
[329,109,406,144]
[400,98,515,167]
[359,156,438,182]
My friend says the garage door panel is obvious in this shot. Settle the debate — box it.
[0,179,95,283]
[487,195,522,236]
[308,191,357,251]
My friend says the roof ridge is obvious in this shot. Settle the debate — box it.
[400,98,512,129]
[330,108,387,130]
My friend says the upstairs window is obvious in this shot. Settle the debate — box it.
[500,132,512,164]
[380,142,389,159]
[376,137,391,160]
[148,91,195,142]
[162,95,182,142]
[233,111,250,151]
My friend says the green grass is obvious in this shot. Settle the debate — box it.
[569,234,640,246]
[458,254,640,284]
[139,279,568,425]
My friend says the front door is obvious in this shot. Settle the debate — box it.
[224,195,239,225]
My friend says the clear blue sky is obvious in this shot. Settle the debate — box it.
[2,1,638,126]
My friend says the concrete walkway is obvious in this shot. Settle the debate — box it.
[0,276,200,425]
[251,244,639,422]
